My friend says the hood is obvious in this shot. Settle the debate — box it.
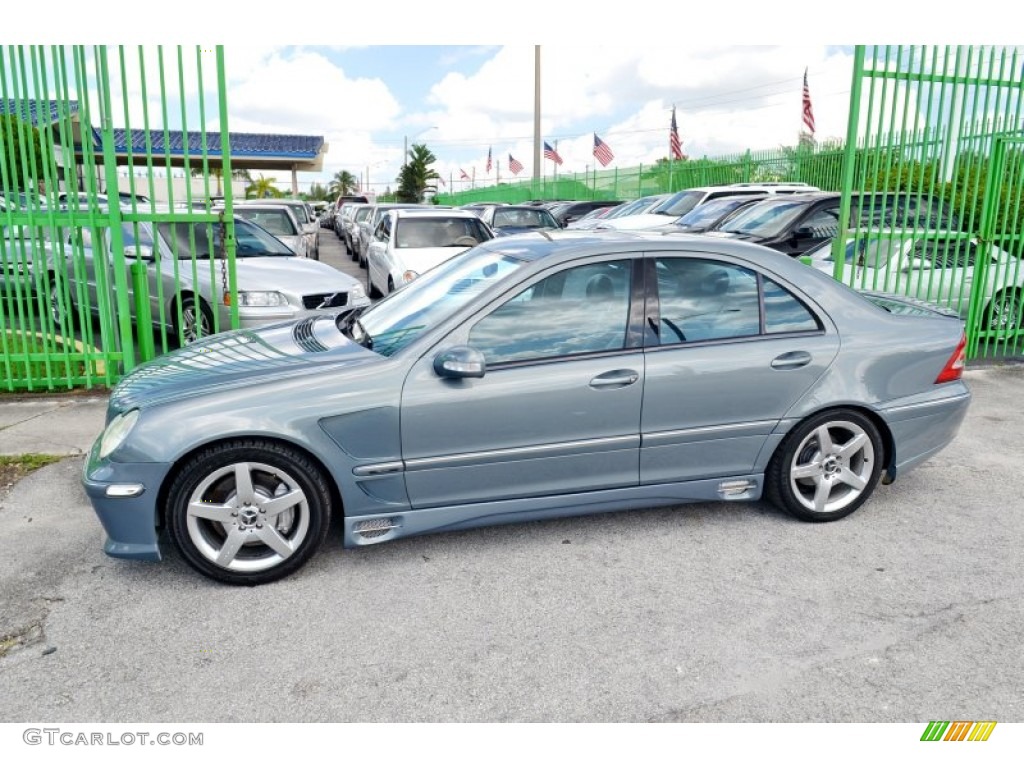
[493,226,556,237]
[231,256,361,292]
[395,246,470,275]
[596,212,677,231]
[108,315,377,416]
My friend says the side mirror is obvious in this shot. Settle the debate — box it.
[124,244,154,259]
[433,346,486,379]
[902,257,932,273]
[793,226,815,240]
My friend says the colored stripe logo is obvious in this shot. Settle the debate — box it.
[921,721,997,741]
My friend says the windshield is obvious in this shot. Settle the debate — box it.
[349,246,526,357]
[677,197,755,228]
[492,208,557,229]
[157,218,294,259]
[718,199,810,238]
[814,237,903,267]
[395,217,491,247]
[606,197,657,218]
[234,208,298,237]
[653,190,706,217]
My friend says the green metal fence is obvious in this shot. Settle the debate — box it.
[436,143,850,205]
[835,45,1024,360]
[1,44,236,392]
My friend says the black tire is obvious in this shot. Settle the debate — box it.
[367,267,381,300]
[166,439,332,585]
[174,295,214,345]
[48,275,75,332]
[984,290,1022,339]
[764,409,884,523]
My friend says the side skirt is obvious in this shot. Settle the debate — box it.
[342,474,763,548]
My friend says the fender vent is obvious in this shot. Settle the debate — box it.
[292,317,328,352]
[356,518,398,539]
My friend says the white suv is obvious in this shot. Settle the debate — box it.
[597,182,820,231]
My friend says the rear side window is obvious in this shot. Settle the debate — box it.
[653,258,821,344]
[654,258,760,343]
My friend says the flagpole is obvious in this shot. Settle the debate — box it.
[669,105,674,193]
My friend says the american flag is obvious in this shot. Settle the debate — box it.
[669,106,684,161]
[802,68,816,135]
[486,147,492,173]
[508,154,524,175]
[460,168,470,180]
[593,133,614,167]
[543,141,563,166]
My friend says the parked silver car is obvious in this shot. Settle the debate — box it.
[50,217,368,344]
[84,231,970,584]
[230,202,309,259]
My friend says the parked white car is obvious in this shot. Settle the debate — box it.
[597,183,820,231]
[365,209,494,297]
[807,234,1023,335]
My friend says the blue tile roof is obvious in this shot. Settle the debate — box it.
[105,129,324,158]
[0,98,79,126]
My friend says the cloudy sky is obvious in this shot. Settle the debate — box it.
[220,44,858,195]
[28,5,1006,196]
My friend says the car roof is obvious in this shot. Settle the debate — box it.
[388,209,483,219]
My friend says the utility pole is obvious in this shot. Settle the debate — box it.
[533,45,541,190]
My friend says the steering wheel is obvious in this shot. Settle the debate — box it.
[453,236,478,247]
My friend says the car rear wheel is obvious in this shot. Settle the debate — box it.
[166,440,332,585]
[48,276,74,331]
[174,295,213,345]
[765,409,884,523]
[984,290,1022,339]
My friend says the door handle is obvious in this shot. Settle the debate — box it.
[771,351,812,370]
[589,369,639,389]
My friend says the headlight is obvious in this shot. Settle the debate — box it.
[99,409,140,459]
[349,284,366,301]
[403,270,420,283]
[237,291,286,307]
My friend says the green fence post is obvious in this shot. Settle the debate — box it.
[131,261,155,362]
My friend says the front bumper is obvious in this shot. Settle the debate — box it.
[82,437,172,561]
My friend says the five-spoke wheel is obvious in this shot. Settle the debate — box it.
[167,441,331,584]
[766,410,884,523]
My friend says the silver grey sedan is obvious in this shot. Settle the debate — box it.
[84,231,971,584]
[52,216,368,344]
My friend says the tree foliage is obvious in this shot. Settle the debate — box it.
[329,170,358,198]
[395,143,439,203]
[0,115,45,193]
[244,174,282,199]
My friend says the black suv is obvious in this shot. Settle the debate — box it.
[704,192,959,257]
[550,199,624,228]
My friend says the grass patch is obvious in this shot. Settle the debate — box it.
[0,328,107,389]
[0,453,64,491]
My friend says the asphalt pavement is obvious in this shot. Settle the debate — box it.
[0,229,1022,722]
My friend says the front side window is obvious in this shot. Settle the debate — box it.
[469,260,632,364]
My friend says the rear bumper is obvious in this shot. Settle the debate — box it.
[880,382,972,479]
[82,438,171,562]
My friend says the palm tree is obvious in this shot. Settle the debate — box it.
[189,164,252,197]
[328,170,358,198]
[244,174,282,199]
[396,143,439,203]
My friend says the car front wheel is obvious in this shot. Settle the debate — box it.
[166,440,332,585]
[765,409,884,523]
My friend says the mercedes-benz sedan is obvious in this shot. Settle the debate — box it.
[84,231,971,584]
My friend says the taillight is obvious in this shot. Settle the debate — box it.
[935,332,966,384]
